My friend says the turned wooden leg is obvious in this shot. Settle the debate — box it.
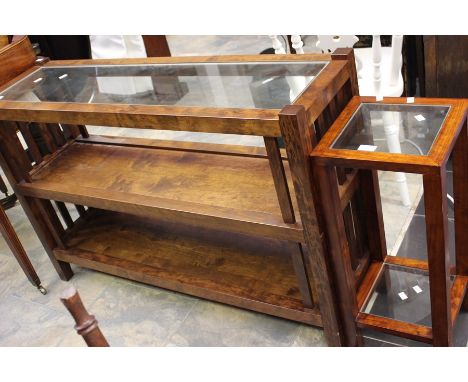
[60,286,109,347]
[423,168,452,346]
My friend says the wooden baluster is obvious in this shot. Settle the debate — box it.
[372,35,382,98]
[47,123,67,147]
[35,199,67,249]
[61,124,81,140]
[17,122,43,164]
[263,137,295,223]
[34,122,57,153]
[60,286,109,347]
[291,35,304,54]
[269,35,286,54]
[55,201,74,229]
[78,125,90,138]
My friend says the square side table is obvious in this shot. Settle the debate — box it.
[311,96,468,346]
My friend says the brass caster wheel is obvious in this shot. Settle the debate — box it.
[38,285,47,295]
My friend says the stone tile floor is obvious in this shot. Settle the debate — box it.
[0,35,465,346]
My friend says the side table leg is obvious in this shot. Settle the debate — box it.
[423,168,452,346]
[0,204,46,294]
[453,119,468,310]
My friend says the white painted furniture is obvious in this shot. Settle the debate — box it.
[90,35,153,95]
[268,35,304,54]
[315,35,404,98]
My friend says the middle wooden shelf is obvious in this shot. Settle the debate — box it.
[17,135,304,242]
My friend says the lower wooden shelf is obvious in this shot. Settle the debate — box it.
[54,209,321,326]
[356,260,468,345]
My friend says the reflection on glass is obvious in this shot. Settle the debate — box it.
[394,166,455,270]
[0,61,328,109]
[332,103,450,155]
[362,264,431,326]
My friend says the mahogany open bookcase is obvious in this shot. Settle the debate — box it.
[0,38,367,346]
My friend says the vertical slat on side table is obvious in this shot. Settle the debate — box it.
[342,204,359,270]
[34,122,58,153]
[17,122,43,164]
[279,105,343,346]
[47,123,67,146]
[34,198,67,249]
[55,201,74,229]
[452,118,468,310]
[263,137,295,224]
[78,125,89,138]
[288,242,314,308]
[315,164,360,346]
[358,170,387,262]
[423,168,452,346]
[61,124,81,140]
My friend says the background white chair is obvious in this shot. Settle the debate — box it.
[270,35,410,207]
[315,35,404,98]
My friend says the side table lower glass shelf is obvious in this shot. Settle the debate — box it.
[357,263,464,344]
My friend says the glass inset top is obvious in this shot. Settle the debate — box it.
[332,103,450,155]
[362,264,432,326]
[0,61,328,109]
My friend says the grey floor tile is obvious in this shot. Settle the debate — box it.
[0,295,72,346]
[290,325,326,347]
[83,280,198,347]
[165,300,301,347]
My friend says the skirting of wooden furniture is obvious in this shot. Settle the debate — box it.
[311,96,468,346]
[0,37,369,345]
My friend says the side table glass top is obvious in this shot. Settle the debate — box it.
[0,61,327,109]
[332,103,450,155]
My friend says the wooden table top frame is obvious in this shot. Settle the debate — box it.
[311,95,468,346]
[0,38,363,346]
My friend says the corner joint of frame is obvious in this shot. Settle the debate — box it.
[279,104,306,118]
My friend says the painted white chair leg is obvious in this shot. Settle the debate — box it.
[383,113,411,207]
[372,35,382,98]
[269,35,286,54]
[291,35,304,54]
[389,35,404,86]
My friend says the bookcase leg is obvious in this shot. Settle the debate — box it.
[279,105,344,346]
